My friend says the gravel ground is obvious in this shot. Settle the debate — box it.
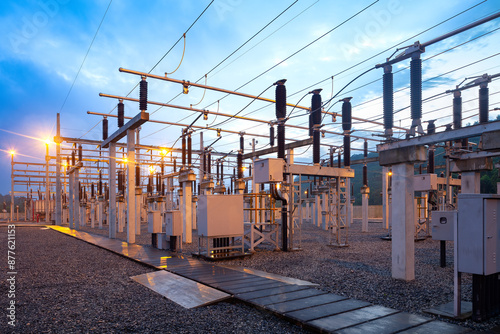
[0,226,309,333]
[75,219,500,332]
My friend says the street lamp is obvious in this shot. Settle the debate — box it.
[10,150,14,222]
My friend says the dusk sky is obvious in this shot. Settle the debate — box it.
[1,0,499,195]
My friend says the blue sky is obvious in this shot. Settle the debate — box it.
[0,0,499,195]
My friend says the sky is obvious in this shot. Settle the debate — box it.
[0,0,499,195]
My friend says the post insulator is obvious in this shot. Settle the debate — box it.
[173,159,177,172]
[66,156,70,168]
[383,66,394,133]
[453,91,462,129]
[139,78,148,111]
[343,136,350,167]
[99,171,102,195]
[364,141,368,158]
[275,82,286,119]
[309,113,313,137]
[330,149,334,167]
[410,57,422,121]
[479,86,489,124]
[71,151,75,166]
[313,131,320,164]
[118,101,124,128]
[216,160,220,181]
[207,152,211,176]
[270,126,275,147]
[147,175,152,193]
[187,134,192,166]
[91,183,95,198]
[181,131,186,167]
[135,164,140,187]
[103,117,108,140]
[342,97,352,131]
[338,150,341,168]
[240,135,244,153]
[78,145,83,162]
[221,161,224,181]
[427,120,436,135]
[311,92,322,126]
[202,152,206,177]
[237,152,243,179]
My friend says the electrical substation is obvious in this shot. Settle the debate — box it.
[4,4,500,333]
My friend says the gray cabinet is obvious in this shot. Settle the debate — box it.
[458,194,500,275]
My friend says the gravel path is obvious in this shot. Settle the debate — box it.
[0,226,308,333]
[76,219,500,332]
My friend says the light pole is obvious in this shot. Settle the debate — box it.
[10,150,15,222]
[45,139,50,224]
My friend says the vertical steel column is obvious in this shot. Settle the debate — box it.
[135,129,141,235]
[182,180,192,244]
[45,142,50,223]
[10,154,14,222]
[109,143,117,238]
[74,170,80,230]
[382,167,389,229]
[69,172,74,228]
[127,130,136,244]
[55,113,62,225]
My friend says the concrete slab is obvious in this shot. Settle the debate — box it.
[131,270,230,309]
[266,293,347,313]
[285,298,371,322]
[218,265,318,286]
[336,312,431,334]
[239,286,319,303]
[423,301,472,320]
[308,305,399,332]
[398,320,471,333]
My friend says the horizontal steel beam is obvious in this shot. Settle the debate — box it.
[377,121,500,151]
[101,111,149,148]
[242,138,313,159]
[286,164,354,178]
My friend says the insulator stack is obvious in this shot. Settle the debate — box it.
[309,113,313,137]
[202,152,206,177]
[156,173,160,192]
[275,82,286,160]
[479,86,489,124]
[135,164,140,187]
[181,131,186,167]
[99,171,102,195]
[102,117,108,140]
[277,124,285,159]
[117,171,123,193]
[139,78,148,111]
[91,183,95,198]
[275,82,287,119]
[312,91,322,165]
[147,175,152,193]
[330,149,334,167]
[66,156,70,168]
[428,149,435,174]
[270,126,275,147]
[207,151,211,176]
[105,183,109,201]
[78,145,83,162]
[363,165,368,186]
[453,91,462,129]
[410,57,422,133]
[383,66,393,135]
[221,161,224,182]
[240,135,244,153]
[71,151,75,166]
[173,159,177,172]
[187,134,192,166]
[427,120,436,135]
[216,160,220,182]
[364,140,368,158]
[237,152,243,179]
[249,163,251,177]
[343,136,350,167]
[342,98,352,131]
[338,150,341,168]
[118,101,124,128]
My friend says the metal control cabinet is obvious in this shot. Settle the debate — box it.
[254,158,284,183]
[458,194,500,275]
[431,210,456,241]
[164,211,182,236]
[148,210,162,233]
[197,194,243,237]
[414,174,438,191]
